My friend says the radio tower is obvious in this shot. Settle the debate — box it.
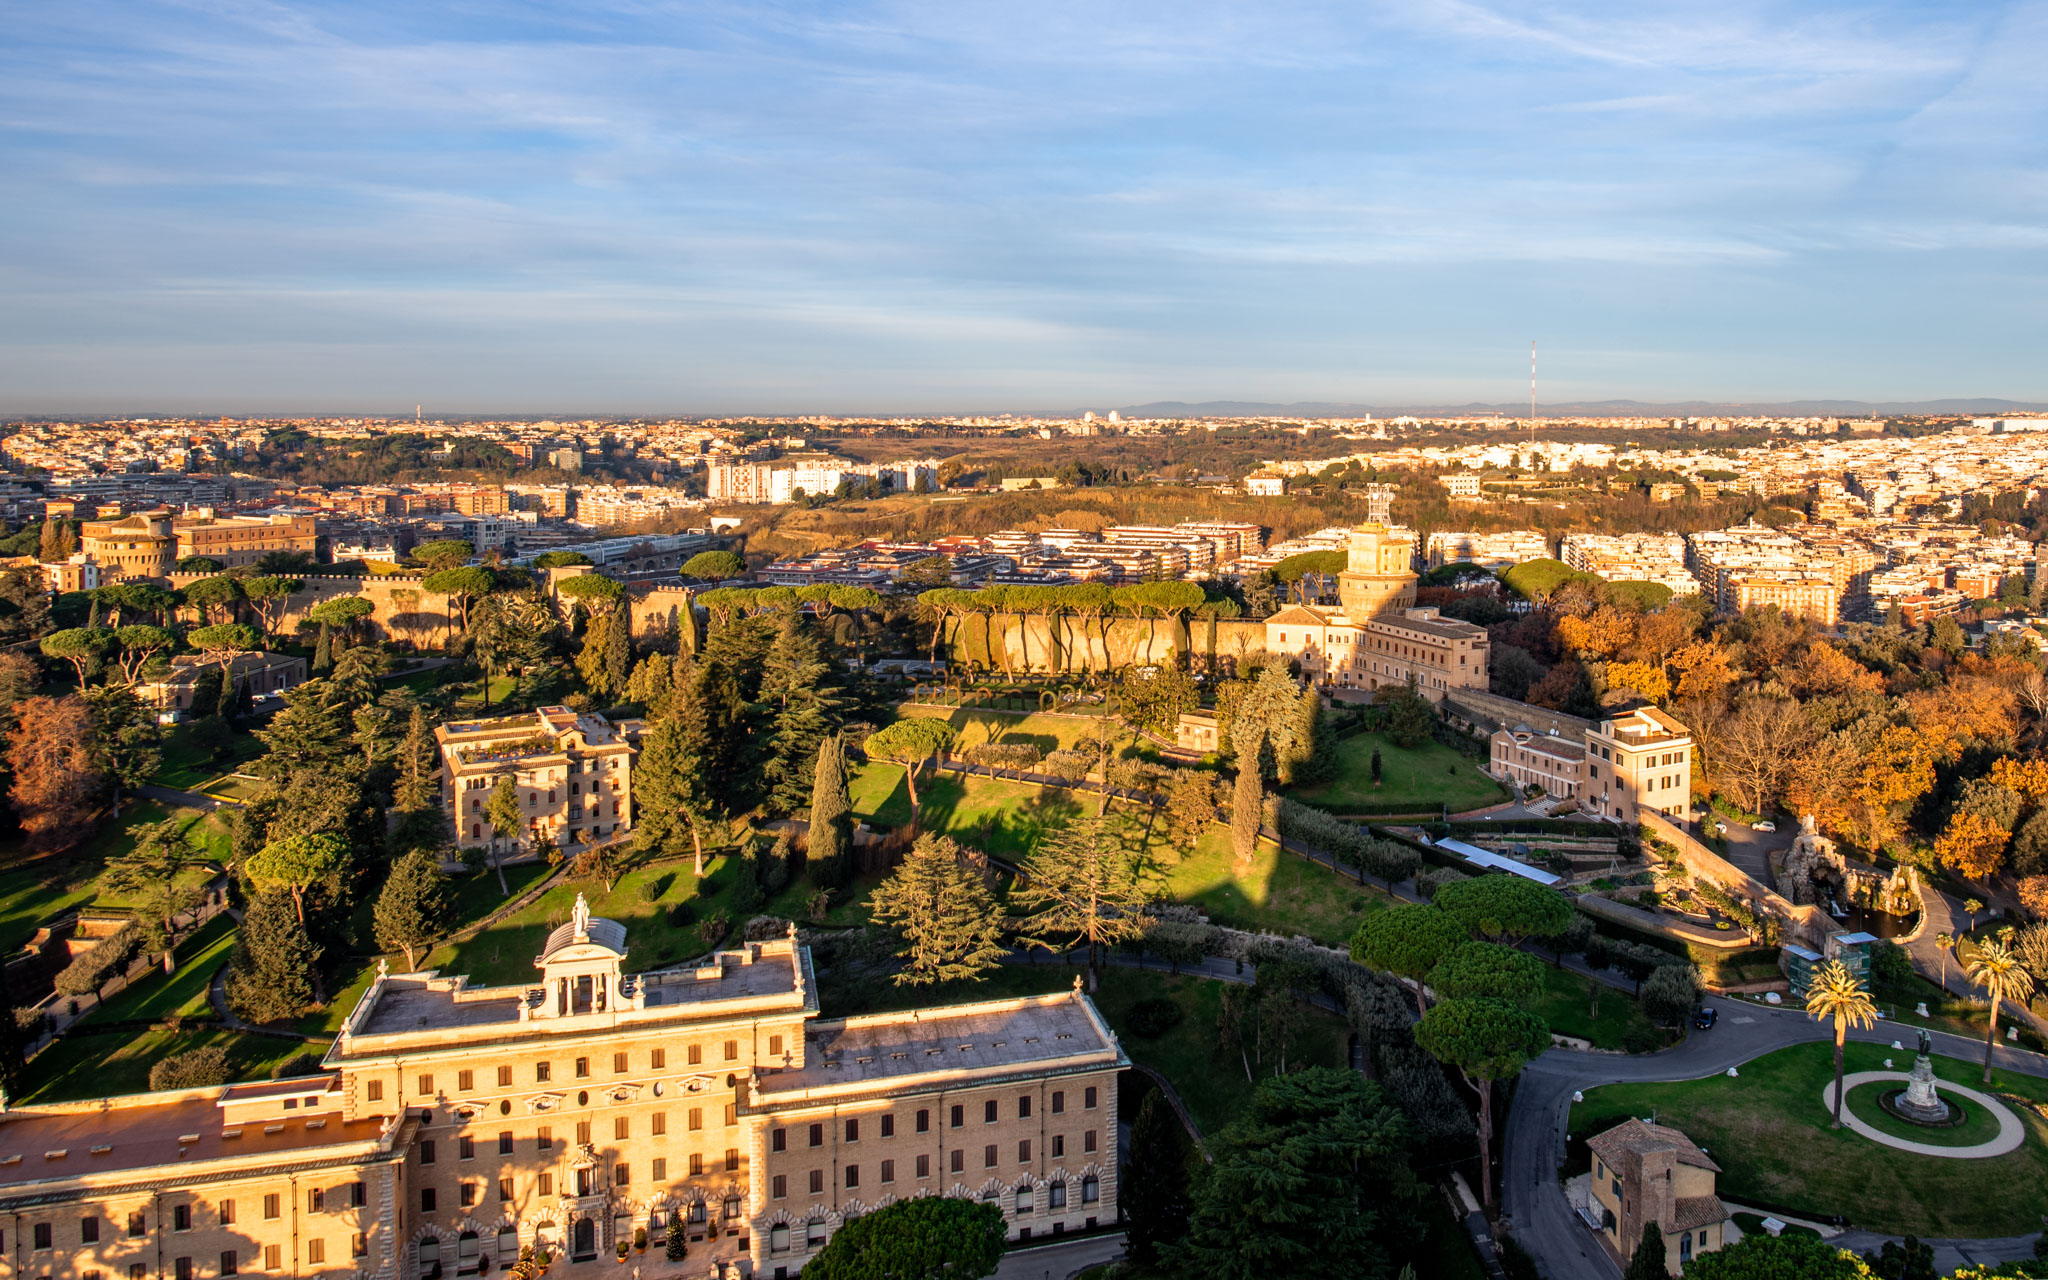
[1529,340,1537,452]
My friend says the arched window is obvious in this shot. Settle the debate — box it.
[417,1239,442,1280]
[1047,1182,1067,1209]
[1081,1175,1099,1204]
[769,1225,789,1255]
[1014,1188,1033,1215]
[805,1219,827,1249]
[455,1231,479,1276]
[496,1229,518,1267]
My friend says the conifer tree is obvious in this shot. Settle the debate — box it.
[1124,1091,1194,1267]
[806,732,854,882]
[759,613,842,816]
[632,661,745,874]
[1232,740,1265,867]
[868,834,1006,986]
[312,620,333,674]
[484,774,523,891]
[375,849,452,971]
[1623,1222,1667,1280]
[394,707,439,813]
[226,892,321,1023]
[1014,815,1152,991]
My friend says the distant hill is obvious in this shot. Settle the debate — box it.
[1097,398,2048,419]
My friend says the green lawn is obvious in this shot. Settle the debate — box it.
[20,1027,324,1103]
[151,722,263,790]
[295,960,384,1036]
[80,914,237,1025]
[1157,825,1391,948]
[1525,963,1659,1051]
[862,962,1351,1136]
[848,762,914,827]
[1569,1041,2048,1237]
[896,705,1107,754]
[1287,731,1506,813]
[0,804,227,953]
[425,857,739,986]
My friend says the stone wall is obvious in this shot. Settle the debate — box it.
[1640,811,1839,954]
[926,611,1269,673]
[1442,689,1594,741]
[169,572,461,649]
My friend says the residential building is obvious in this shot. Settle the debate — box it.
[1242,473,1286,497]
[439,707,636,854]
[43,552,103,594]
[1581,707,1694,825]
[1443,473,1482,498]
[174,512,320,571]
[1586,1119,1730,1274]
[1488,726,1587,800]
[1424,530,1548,571]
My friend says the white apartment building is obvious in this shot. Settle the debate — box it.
[1560,533,1701,596]
[1425,530,1549,571]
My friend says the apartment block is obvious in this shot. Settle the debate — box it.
[1581,707,1693,825]
[1423,530,1548,570]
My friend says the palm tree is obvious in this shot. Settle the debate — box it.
[1965,938,2037,1083]
[1805,960,1879,1130]
[1964,898,1984,932]
[1934,932,1956,987]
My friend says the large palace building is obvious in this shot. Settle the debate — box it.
[0,903,1124,1280]
[1265,521,1490,702]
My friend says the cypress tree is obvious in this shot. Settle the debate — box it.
[226,892,322,1024]
[374,849,452,971]
[1123,1091,1194,1267]
[807,732,853,882]
[1232,738,1265,866]
[312,620,332,674]
[1623,1221,1667,1280]
[602,600,631,701]
[1371,748,1384,784]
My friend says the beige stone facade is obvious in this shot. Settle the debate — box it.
[0,904,1123,1280]
[1582,707,1694,825]
[437,708,636,854]
[1266,605,1489,702]
[1586,1119,1729,1274]
[1488,726,1586,799]
[78,511,320,584]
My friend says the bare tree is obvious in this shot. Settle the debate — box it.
[1713,696,1812,814]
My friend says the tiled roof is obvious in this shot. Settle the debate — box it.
[1585,1118,1721,1174]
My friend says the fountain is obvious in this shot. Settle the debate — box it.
[1879,1030,1962,1127]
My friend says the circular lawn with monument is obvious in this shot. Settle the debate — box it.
[1568,1040,2048,1239]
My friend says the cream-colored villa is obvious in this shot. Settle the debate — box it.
[0,901,1124,1280]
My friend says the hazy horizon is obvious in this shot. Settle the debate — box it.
[6,2,2047,415]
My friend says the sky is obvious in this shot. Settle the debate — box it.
[4,0,2047,416]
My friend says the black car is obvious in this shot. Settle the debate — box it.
[1692,1006,1718,1030]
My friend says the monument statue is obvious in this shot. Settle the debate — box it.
[1887,1028,1954,1125]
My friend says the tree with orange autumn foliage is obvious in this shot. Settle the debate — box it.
[1905,677,2018,759]
[1554,606,1635,661]
[1623,607,1699,666]
[1990,757,2048,807]
[1840,724,1940,850]
[1668,641,1738,706]
[1936,809,2009,881]
[6,695,103,852]
[1785,642,1884,698]
[1606,661,1670,703]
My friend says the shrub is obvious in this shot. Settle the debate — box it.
[1125,998,1184,1038]
[1414,867,1470,902]
[54,921,140,999]
[1275,798,1420,885]
[1639,964,1701,1027]
[668,900,697,928]
[269,1052,325,1079]
[1622,1024,1662,1055]
[150,1045,231,1092]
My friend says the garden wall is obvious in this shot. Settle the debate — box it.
[1638,812,1839,954]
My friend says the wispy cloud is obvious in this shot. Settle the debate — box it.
[1,0,2044,412]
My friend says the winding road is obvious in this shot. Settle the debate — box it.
[1501,1001,2048,1279]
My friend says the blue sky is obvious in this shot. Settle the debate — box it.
[3,1,2046,415]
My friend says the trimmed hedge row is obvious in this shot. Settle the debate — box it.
[1274,799,1421,886]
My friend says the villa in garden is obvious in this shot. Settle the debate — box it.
[1586,1118,1730,1274]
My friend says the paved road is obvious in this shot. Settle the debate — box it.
[1501,1000,2048,1280]
[990,1233,1122,1280]
[136,783,241,811]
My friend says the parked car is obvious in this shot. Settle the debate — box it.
[1753,820,1776,833]
[1693,1006,1718,1030]
[1712,821,1728,836]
